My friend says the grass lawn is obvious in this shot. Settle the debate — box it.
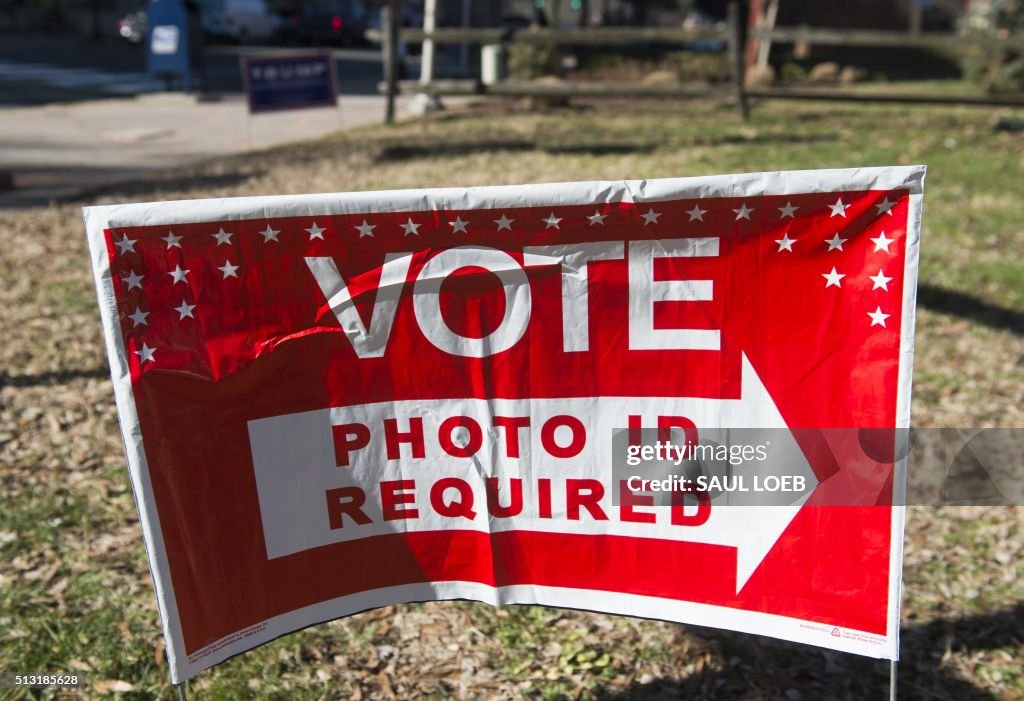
[1,95,1022,700]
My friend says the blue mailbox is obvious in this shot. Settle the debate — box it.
[146,0,203,92]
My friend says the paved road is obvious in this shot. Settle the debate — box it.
[0,32,452,208]
[0,89,424,208]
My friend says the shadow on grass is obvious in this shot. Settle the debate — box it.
[0,367,109,388]
[77,170,265,203]
[690,132,840,147]
[374,132,838,164]
[0,166,264,210]
[918,284,1024,336]
[594,602,1023,700]
[375,140,656,162]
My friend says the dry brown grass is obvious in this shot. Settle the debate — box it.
[1,97,1021,700]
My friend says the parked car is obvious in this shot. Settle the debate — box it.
[198,0,280,43]
[116,10,148,44]
[280,1,369,46]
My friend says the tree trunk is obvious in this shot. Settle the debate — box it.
[547,0,562,27]
[90,0,102,40]
[631,1,647,26]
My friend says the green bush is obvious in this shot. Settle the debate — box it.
[779,61,808,83]
[508,42,561,80]
[669,52,732,83]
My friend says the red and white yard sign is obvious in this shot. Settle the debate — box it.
[85,166,924,682]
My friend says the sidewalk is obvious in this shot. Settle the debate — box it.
[0,92,412,208]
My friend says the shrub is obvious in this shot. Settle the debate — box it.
[508,42,561,80]
[779,61,808,83]
[670,51,732,83]
[960,0,1024,93]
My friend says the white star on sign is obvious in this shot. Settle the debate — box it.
[114,234,136,255]
[868,306,891,327]
[174,300,196,319]
[127,306,150,327]
[871,232,894,253]
[828,197,849,218]
[822,267,846,288]
[588,210,607,226]
[122,270,144,290]
[134,343,156,365]
[354,220,376,238]
[875,197,896,216]
[494,214,514,231]
[449,217,469,234]
[733,203,753,221]
[259,225,280,243]
[775,233,796,252]
[641,209,661,225]
[543,213,562,229]
[825,233,848,251]
[778,202,798,219]
[168,264,189,284]
[869,269,893,291]
[218,260,239,279]
[162,231,183,249]
[400,219,421,236]
[686,204,706,222]
[305,223,326,240]
[212,228,234,245]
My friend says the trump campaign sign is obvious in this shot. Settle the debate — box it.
[84,165,924,682]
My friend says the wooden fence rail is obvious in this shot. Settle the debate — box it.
[750,26,1024,53]
[369,24,1024,54]
[367,26,728,46]
[374,3,1024,121]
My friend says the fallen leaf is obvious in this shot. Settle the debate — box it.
[378,671,397,700]
[94,679,135,693]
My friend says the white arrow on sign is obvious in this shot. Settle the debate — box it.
[641,354,818,592]
[247,354,817,594]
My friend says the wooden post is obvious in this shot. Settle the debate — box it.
[413,0,443,112]
[756,0,780,68]
[459,0,471,75]
[549,0,563,27]
[382,2,399,124]
[727,0,749,121]
[420,0,436,89]
[909,0,922,36]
